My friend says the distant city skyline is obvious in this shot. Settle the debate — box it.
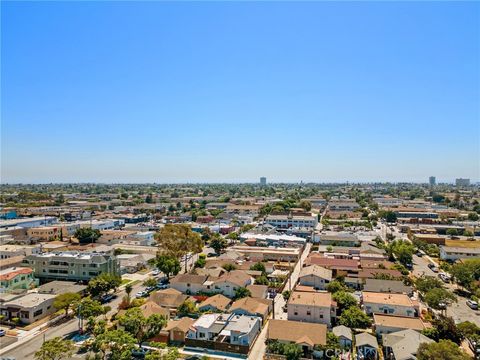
[2,1,479,184]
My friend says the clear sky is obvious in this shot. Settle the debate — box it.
[2,1,479,184]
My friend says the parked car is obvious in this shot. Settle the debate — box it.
[100,294,116,304]
[467,300,478,310]
[156,284,169,290]
[135,291,148,298]
[431,267,439,273]
[427,263,435,269]
[152,269,160,276]
[439,273,450,283]
[0,329,6,337]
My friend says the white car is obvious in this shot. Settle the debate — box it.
[467,300,478,310]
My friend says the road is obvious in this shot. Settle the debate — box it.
[1,281,145,360]
[0,246,208,360]
[248,242,312,360]
[411,253,480,326]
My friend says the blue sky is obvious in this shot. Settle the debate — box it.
[2,1,479,183]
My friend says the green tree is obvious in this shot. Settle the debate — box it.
[75,297,105,319]
[210,235,227,255]
[468,212,479,221]
[194,254,206,268]
[457,321,480,339]
[338,307,372,329]
[327,280,347,294]
[34,337,74,360]
[155,254,181,279]
[299,200,312,211]
[233,287,251,300]
[177,299,198,316]
[250,262,267,275]
[143,277,157,288]
[74,227,101,244]
[388,239,415,265]
[416,276,444,293]
[125,283,133,303]
[432,315,463,344]
[446,229,459,237]
[282,290,292,301]
[118,307,167,345]
[417,340,470,360]
[424,288,456,310]
[222,263,237,272]
[283,343,303,360]
[91,329,136,360]
[53,292,81,316]
[332,291,357,311]
[87,273,121,297]
[155,224,203,259]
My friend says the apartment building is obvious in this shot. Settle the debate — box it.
[23,251,119,282]
[362,292,418,317]
[265,214,318,230]
[287,291,336,326]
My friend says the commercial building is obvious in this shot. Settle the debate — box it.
[429,176,436,186]
[0,216,57,229]
[456,178,470,187]
[23,251,119,282]
[439,246,480,261]
[260,177,267,186]
[0,293,56,325]
[265,214,318,230]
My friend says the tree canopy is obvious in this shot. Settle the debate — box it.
[338,307,372,329]
[417,340,470,360]
[155,254,181,278]
[34,337,75,360]
[53,292,81,315]
[118,307,167,345]
[74,227,101,244]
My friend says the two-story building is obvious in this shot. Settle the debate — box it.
[287,291,336,326]
[362,292,418,317]
[298,265,332,290]
[23,251,119,282]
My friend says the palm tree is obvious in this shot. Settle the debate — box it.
[125,283,133,303]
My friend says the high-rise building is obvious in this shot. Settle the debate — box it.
[260,177,267,186]
[429,176,436,186]
[456,178,470,187]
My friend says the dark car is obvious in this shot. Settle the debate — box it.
[100,294,116,304]
[427,263,435,269]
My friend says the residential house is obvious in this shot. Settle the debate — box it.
[198,294,231,313]
[332,325,353,349]
[222,314,261,346]
[383,329,433,360]
[149,288,188,313]
[170,274,209,295]
[0,267,38,293]
[211,270,253,298]
[298,265,332,290]
[363,279,413,295]
[373,314,428,336]
[230,297,271,322]
[158,317,195,344]
[186,313,261,353]
[246,284,268,299]
[287,291,336,326]
[362,292,418,317]
[267,319,327,354]
[355,332,378,360]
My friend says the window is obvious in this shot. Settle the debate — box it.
[33,309,43,317]
[306,311,311,316]
[319,314,323,318]
[199,333,205,338]
[294,312,298,316]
